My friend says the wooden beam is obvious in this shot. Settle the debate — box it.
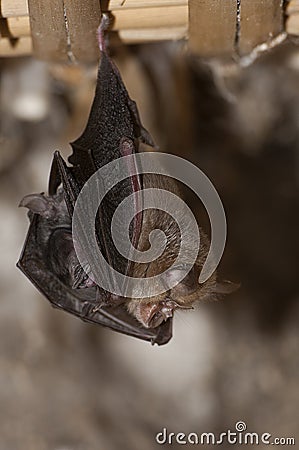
[238,0,283,55]
[26,0,101,62]
[63,0,101,63]
[188,0,236,57]
[27,0,68,62]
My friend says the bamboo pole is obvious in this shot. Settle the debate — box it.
[4,15,188,43]
[0,0,28,17]
[287,0,299,14]
[287,15,299,35]
[0,0,287,58]
[0,36,31,56]
[108,0,187,8]
[1,3,186,59]
[5,16,29,37]
[0,0,187,17]
[112,5,187,30]
[118,26,187,43]
[4,5,187,38]
[286,0,299,35]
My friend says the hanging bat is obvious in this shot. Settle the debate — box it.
[17,15,232,345]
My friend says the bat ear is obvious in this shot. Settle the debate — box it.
[163,266,199,296]
[213,280,240,295]
[19,193,53,218]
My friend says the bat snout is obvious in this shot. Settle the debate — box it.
[130,298,177,329]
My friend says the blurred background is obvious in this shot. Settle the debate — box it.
[0,37,298,449]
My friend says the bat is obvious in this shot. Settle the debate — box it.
[17,15,173,345]
[17,15,233,345]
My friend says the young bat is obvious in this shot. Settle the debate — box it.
[18,15,229,344]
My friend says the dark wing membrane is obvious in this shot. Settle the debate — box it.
[17,214,172,345]
[69,51,133,170]
[68,51,154,173]
[64,48,154,278]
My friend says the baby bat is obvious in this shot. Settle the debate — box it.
[17,15,227,344]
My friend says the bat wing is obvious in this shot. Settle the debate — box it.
[48,37,154,284]
[18,18,173,345]
[17,213,172,345]
[68,50,155,175]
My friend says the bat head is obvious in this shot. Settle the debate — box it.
[127,263,238,328]
[134,299,176,328]
[127,265,212,328]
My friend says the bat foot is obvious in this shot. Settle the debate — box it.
[97,13,111,52]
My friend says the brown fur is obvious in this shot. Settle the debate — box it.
[126,172,217,327]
